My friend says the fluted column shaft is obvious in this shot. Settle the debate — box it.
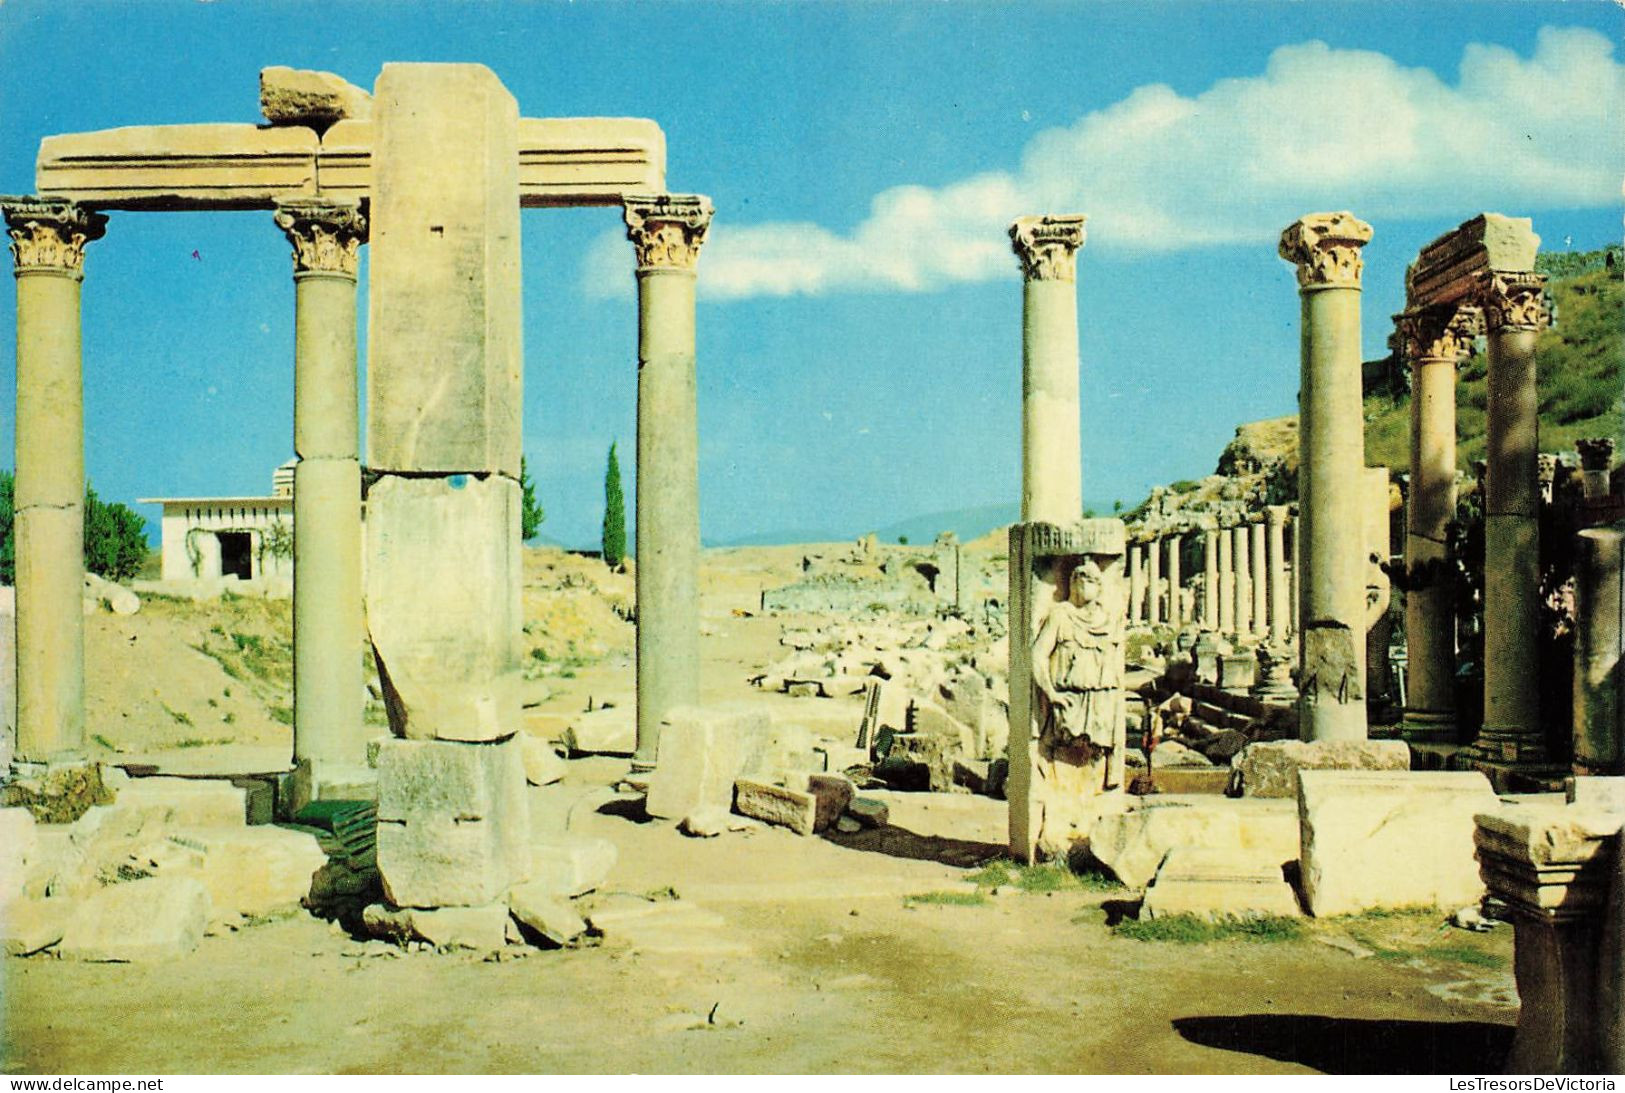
[1011,216,1087,524]
[4,199,106,766]
[1281,212,1373,742]
[627,196,712,766]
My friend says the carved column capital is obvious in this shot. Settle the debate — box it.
[2,198,107,279]
[1397,305,1482,364]
[1477,269,1550,333]
[274,199,367,277]
[1278,211,1372,291]
[1576,438,1615,473]
[624,194,713,272]
[1009,215,1087,282]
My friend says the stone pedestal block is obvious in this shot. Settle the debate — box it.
[365,474,522,742]
[646,706,771,821]
[1298,769,1496,916]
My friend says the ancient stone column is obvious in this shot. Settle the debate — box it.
[1290,511,1301,635]
[3,198,106,767]
[276,200,368,778]
[1217,526,1235,636]
[1474,269,1550,766]
[1147,534,1163,626]
[625,195,713,769]
[1231,523,1251,639]
[1265,505,1290,644]
[1280,212,1373,743]
[1126,542,1143,626]
[1578,439,1615,501]
[1572,524,1622,774]
[1249,517,1267,638]
[1202,529,1219,630]
[1010,215,1087,524]
[1166,533,1183,627]
[1397,307,1478,737]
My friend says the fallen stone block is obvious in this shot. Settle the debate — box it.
[2,897,68,956]
[735,779,816,836]
[260,65,372,126]
[519,733,566,787]
[1298,769,1497,917]
[1,807,38,902]
[1234,739,1410,799]
[848,797,890,829]
[1198,729,1249,764]
[805,774,855,833]
[376,736,526,823]
[647,706,769,821]
[100,777,249,829]
[362,902,508,950]
[739,719,815,782]
[59,876,210,962]
[561,706,636,757]
[528,836,617,898]
[1089,797,1298,889]
[1143,847,1303,920]
[1151,741,1214,769]
[170,825,327,921]
[83,572,140,616]
[376,815,526,909]
[679,809,727,838]
[506,884,587,947]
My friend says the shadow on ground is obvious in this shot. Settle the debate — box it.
[824,824,1005,868]
[1173,1014,1514,1074]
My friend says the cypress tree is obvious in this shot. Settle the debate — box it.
[602,442,626,566]
[519,456,544,541]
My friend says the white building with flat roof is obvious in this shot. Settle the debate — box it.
[140,462,299,585]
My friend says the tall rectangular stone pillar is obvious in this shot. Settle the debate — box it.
[1007,519,1127,864]
[364,63,528,907]
[1573,524,1623,775]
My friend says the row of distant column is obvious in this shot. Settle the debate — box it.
[1124,513,1296,643]
[3,193,710,774]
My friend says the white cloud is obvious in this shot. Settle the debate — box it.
[585,27,1623,301]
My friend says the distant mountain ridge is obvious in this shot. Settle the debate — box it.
[715,497,1121,549]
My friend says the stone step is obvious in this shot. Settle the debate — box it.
[1142,847,1302,920]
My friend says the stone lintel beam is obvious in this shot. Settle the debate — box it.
[1406,213,1540,312]
[36,117,666,211]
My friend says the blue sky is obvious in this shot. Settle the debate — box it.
[1,1,1621,548]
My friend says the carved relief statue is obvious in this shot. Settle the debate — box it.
[1031,560,1123,749]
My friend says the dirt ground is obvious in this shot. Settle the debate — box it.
[2,544,1518,1075]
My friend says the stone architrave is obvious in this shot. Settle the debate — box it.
[1231,523,1251,640]
[1280,212,1373,743]
[1147,534,1163,627]
[1573,524,1623,774]
[1010,215,1086,524]
[2,198,106,767]
[1395,305,1478,737]
[1248,518,1266,638]
[1166,533,1184,627]
[624,194,712,768]
[1265,506,1290,643]
[1217,525,1235,636]
[1577,439,1616,501]
[1202,529,1219,631]
[1007,519,1128,863]
[275,199,369,777]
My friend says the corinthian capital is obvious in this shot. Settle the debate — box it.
[1396,305,1482,364]
[1009,215,1087,282]
[1278,211,1373,291]
[2,197,107,279]
[624,194,713,272]
[274,199,367,277]
[1477,269,1549,333]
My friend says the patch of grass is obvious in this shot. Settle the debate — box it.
[161,703,193,727]
[904,890,988,908]
[174,737,233,749]
[965,861,1014,888]
[1014,863,1076,893]
[268,704,294,726]
[966,858,1126,894]
[1428,944,1505,969]
[1116,913,1305,944]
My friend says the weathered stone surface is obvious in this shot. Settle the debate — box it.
[171,826,326,921]
[1298,769,1497,916]
[362,902,508,950]
[1,808,38,902]
[528,836,617,898]
[506,884,587,947]
[83,572,139,615]
[805,774,855,833]
[1089,797,1298,889]
[739,718,815,781]
[1151,741,1214,769]
[100,777,248,828]
[735,779,817,836]
[260,66,372,127]
[562,706,636,757]
[1233,739,1410,798]
[679,809,727,838]
[848,797,890,828]
[59,876,210,962]
[2,897,67,956]
[376,736,525,822]
[1143,847,1303,920]
[647,706,770,821]
[368,63,521,476]
[36,124,320,209]
[366,475,523,742]
[519,733,565,786]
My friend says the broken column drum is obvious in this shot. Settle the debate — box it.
[1007,519,1128,863]
[3,198,106,767]
[1279,212,1373,743]
[1010,215,1087,525]
[624,194,712,769]
[277,199,368,773]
